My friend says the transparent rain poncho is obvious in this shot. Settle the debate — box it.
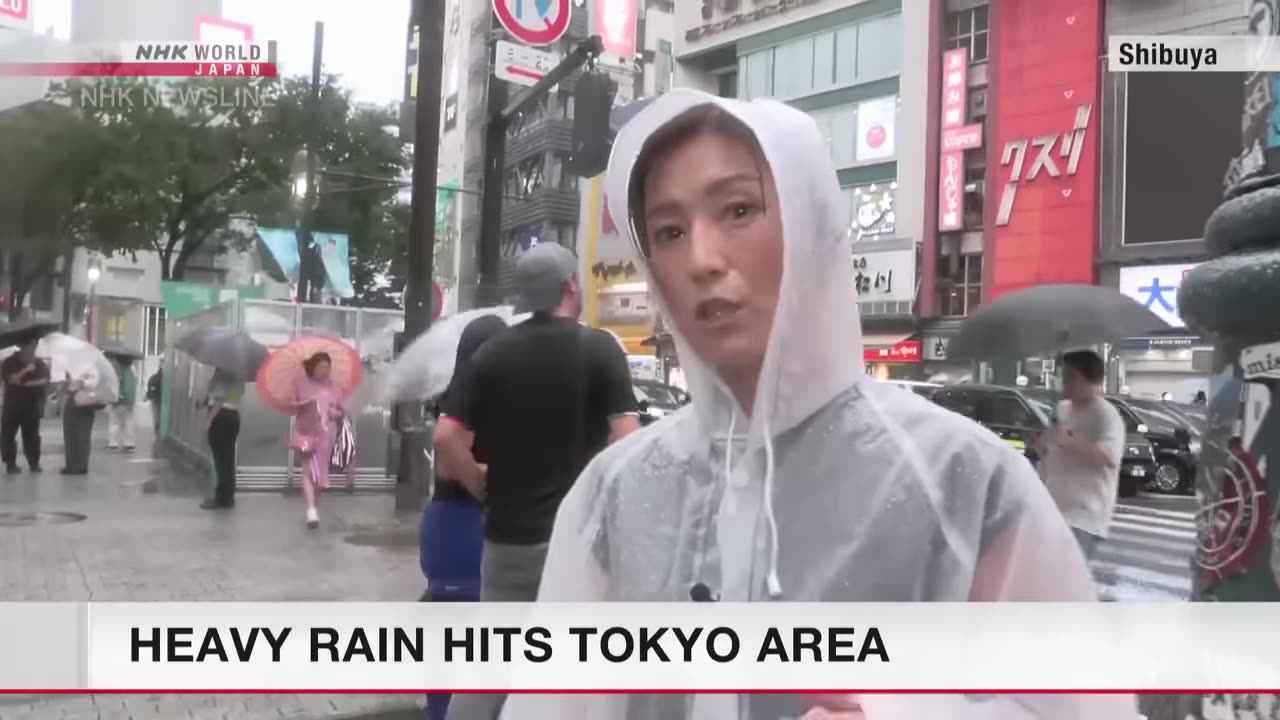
[501,90,1136,720]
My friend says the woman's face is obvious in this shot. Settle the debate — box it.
[640,130,784,383]
[311,360,331,383]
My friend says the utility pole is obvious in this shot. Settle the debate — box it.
[296,21,324,304]
[475,35,605,306]
[395,0,446,513]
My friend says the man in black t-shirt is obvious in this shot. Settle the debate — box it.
[1,338,50,473]
[436,243,640,597]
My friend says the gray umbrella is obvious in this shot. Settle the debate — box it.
[946,284,1170,361]
[174,326,268,382]
[99,339,143,361]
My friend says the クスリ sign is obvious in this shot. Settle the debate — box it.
[995,105,1092,227]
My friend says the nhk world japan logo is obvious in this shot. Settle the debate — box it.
[0,42,279,78]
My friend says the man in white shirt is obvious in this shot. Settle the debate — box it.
[1041,350,1126,558]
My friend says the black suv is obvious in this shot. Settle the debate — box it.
[1105,395,1198,495]
[633,379,689,426]
[931,385,1155,497]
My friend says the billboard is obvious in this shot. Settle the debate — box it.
[592,0,636,65]
[1118,263,1199,328]
[987,0,1101,300]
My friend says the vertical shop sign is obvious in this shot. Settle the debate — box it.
[938,49,968,231]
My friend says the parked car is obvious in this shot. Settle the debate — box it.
[1106,395,1198,495]
[887,380,941,398]
[633,379,689,426]
[931,384,1154,497]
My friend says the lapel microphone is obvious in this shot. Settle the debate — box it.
[689,582,718,602]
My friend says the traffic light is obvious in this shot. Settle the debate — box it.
[569,70,618,178]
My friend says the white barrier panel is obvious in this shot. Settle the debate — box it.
[0,602,1273,691]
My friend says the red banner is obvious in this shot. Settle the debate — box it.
[593,0,637,58]
[865,340,921,363]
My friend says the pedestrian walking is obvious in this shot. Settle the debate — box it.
[61,367,103,476]
[438,242,640,720]
[1040,350,1126,561]
[146,363,163,445]
[106,356,137,452]
[201,368,243,510]
[421,314,508,720]
[291,352,345,529]
[500,91,1134,720]
[1,338,49,473]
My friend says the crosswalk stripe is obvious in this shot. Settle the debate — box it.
[1113,509,1198,528]
[1092,502,1196,602]
[1109,518,1197,539]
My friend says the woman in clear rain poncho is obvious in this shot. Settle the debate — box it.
[500,91,1136,720]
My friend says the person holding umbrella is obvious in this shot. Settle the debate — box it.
[1,336,51,474]
[61,365,104,476]
[255,337,362,528]
[201,368,244,510]
[105,353,138,452]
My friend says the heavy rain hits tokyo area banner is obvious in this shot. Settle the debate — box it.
[0,603,1279,693]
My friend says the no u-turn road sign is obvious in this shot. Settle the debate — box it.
[493,0,572,47]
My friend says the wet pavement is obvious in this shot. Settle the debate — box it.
[0,421,424,719]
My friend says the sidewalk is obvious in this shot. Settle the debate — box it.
[0,422,425,720]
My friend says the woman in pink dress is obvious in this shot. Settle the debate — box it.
[294,352,345,528]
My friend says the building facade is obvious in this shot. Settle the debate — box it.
[672,0,930,380]
[1096,0,1244,400]
[917,0,1239,395]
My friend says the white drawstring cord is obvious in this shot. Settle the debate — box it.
[761,420,783,599]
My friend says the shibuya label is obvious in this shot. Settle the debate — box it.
[995,104,1091,227]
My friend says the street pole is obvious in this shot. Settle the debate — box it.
[296,21,324,304]
[475,35,605,306]
[395,0,446,513]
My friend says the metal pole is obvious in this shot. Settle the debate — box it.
[297,21,324,304]
[476,35,604,307]
[395,0,446,513]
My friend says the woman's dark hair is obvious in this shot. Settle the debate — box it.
[1063,350,1106,384]
[627,104,768,256]
[302,352,332,379]
[435,315,508,414]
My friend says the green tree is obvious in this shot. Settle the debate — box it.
[0,102,144,319]
[51,74,295,280]
[237,75,411,306]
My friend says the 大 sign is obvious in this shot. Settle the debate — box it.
[1118,263,1199,328]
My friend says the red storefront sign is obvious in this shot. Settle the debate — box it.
[987,0,1101,300]
[937,49,969,232]
[865,340,921,363]
[941,124,983,151]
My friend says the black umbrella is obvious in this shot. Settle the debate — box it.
[174,326,268,382]
[0,319,58,348]
[99,339,143,361]
[947,284,1169,361]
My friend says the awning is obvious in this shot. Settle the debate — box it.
[862,332,913,348]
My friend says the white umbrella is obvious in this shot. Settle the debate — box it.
[382,306,525,403]
[37,333,121,404]
[381,307,632,403]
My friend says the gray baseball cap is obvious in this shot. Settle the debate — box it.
[514,242,578,313]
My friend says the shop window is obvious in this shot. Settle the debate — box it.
[143,305,166,356]
[939,253,982,317]
[963,159,985,230]
[945,5,988,64]
[856,14,902,80]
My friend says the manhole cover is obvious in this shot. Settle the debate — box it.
[0,511,87,527]
[343,529,417,549]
